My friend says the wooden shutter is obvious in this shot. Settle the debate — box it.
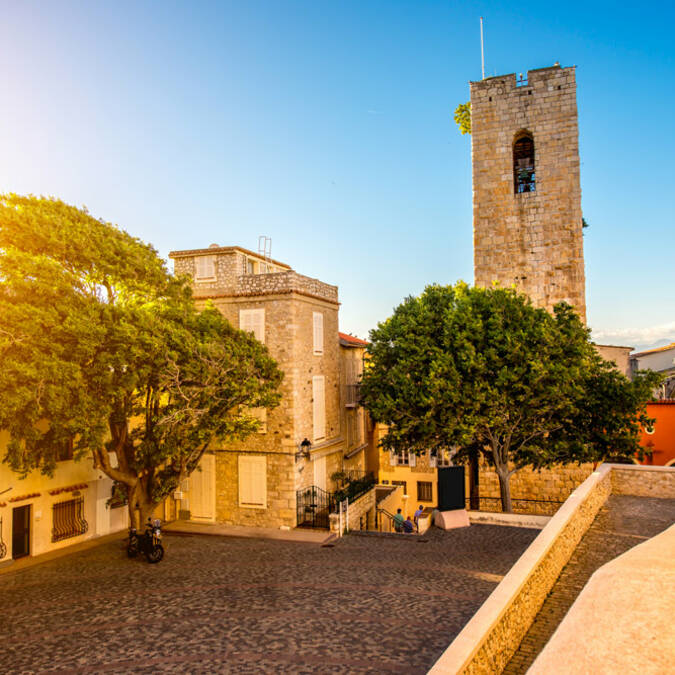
[239,309,265,343]
[409,452,417,468]
[429,451,437,468]
[238,455,267,508]
[313,312,324,354]
[312,375,326,441]
[389,449,397,466]
[195,255,215,279]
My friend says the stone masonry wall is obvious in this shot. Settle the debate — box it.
[214,450,296,528]
[471,65,586,322]
[477,460,595,515]
[611,466,675,498]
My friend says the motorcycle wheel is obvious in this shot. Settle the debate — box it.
[145,543,164,564]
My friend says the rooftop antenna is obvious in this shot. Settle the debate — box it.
[258,235,272,261]
[480,17,485,80]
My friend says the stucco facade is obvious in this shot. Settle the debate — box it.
[0,431,128,561]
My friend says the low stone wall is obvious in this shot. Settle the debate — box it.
[429,464,675,674]
[477,462,594,515]
[611,464,675,498]
[346,487,377,531]
[235,271,339,303]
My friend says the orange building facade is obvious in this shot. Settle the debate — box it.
[639,401,675,467]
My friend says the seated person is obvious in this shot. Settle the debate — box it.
[403,515,415,533]
[393,508,405,532]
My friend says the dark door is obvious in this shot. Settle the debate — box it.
[12,505,31,559]
[437,466,466,511]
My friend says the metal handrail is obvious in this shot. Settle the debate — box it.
[376,507,418,533]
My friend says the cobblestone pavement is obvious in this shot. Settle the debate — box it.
[0,523,538,674]
[503,495,675,675]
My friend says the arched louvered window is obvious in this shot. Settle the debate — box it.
[514,133,535,193]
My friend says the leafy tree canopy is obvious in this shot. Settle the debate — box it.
[0,195,283,526]
[454,102,471,135]
[360,283,658,511]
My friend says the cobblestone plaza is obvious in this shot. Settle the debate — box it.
[0,524,538,673]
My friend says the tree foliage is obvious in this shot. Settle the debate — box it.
[0,195,283,526]
[454,101,471,135]
[360,283,658,511]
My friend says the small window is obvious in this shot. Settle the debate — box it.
[246,259,256,275]
[312,375,326,441]
[56,439,74,462]
[396,449,410,466]
[238,455,267,508]
[514,133,535,194]
[417,481,433,502]
[51,497,88,542]
[195,255,216,280]
[239,309,265,343]
[313,312,324,355]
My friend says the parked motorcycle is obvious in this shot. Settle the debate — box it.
[127,518,164,563]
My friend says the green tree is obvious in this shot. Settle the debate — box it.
[360,283,657,512]
[454,101,471,135]
[0,195,283,527]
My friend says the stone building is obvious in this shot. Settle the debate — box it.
[169,245,370,529]
[471,64,586,323]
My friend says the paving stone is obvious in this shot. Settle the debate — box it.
[0,524,537,673]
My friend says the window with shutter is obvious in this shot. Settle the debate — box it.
[312,375,326,441]
[238,455,267,508]
[195,255,216,280]
[239,309,265,343]
[313,312,324,355]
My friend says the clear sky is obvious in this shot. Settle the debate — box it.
[2,1,674,350]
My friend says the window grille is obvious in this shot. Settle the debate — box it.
[513,133,535,193]
[51,497,88,542]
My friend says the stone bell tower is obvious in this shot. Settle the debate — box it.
[471,64,586,323]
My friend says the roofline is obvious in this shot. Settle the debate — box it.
[630,342,675,358]
[169,245,292,270]
[594,343,635,351]
[339,331,368,347]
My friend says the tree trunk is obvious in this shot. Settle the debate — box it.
[496,467,513,513]
[469,448,480,510]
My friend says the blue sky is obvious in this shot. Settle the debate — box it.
[1,1,674,349]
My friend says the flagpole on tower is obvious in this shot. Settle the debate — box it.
[480,16,485,80]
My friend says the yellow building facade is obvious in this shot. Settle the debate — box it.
[0,431,128,562]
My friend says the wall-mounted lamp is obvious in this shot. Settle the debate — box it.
[295,438,312,461]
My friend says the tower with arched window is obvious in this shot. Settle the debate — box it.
[470,64,586,322]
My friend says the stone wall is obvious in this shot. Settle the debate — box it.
[429,464,674,675]
[611,465,675,498]
[236,271,338,303]
[429,465,613,674]
[471,65,586,322]
[477,461,594,515]
[346,487,377,532]
[214,450,296,528]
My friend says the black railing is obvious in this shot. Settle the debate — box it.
[465,496,564,516]
[296,486,336,529]
[333,471,376,505]
[52,497,88,542]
